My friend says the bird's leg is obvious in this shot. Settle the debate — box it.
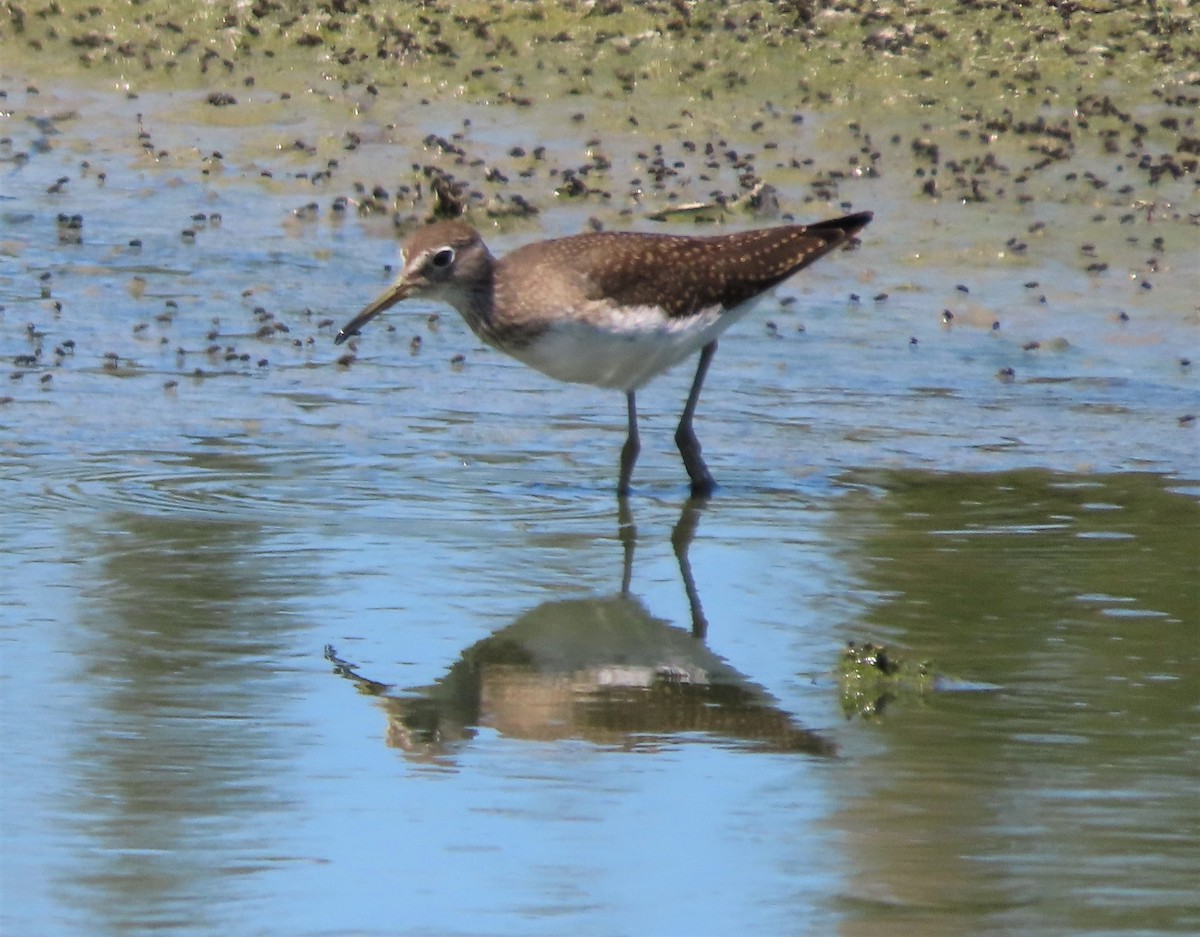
[618,391,640,498]
[617,497,636,595]
[671,499,709,639]
[676,341,717,498]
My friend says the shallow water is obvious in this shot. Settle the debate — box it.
[2,39,1199,937]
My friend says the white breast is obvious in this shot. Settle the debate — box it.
[507,298,765,392]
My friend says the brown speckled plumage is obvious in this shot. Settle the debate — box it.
[497,221,864,323]
[336,211,873,496]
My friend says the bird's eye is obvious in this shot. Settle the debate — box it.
[430,247,455,269]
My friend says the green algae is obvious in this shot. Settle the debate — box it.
[8,1,1192,244]
[3,2,1195,109]
[836,640,939,719]
[2,1,1196,382]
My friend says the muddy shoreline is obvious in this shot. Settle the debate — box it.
[4,1,1196,238]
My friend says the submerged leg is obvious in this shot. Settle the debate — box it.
[675,341,717,498]
[671,498,709,639]
[618,391,640,497]
[617,497,636,595]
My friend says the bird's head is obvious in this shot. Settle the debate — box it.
[334,220,493,345]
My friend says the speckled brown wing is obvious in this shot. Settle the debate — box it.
[498,213,871,322]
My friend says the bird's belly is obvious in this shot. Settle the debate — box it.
[507,301,759,392]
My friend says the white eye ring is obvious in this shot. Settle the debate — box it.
[430,247,455,268]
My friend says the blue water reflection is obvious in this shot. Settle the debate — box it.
[325,502,833,760]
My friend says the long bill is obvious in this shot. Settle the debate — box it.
[334,278,415,345]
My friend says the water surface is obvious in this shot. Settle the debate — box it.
[2,18,1198,935]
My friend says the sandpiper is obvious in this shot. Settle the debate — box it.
[336,211,872,497]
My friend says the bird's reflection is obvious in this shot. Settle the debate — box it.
[326,499,833,761]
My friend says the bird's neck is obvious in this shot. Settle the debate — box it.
[449,269,499,343]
